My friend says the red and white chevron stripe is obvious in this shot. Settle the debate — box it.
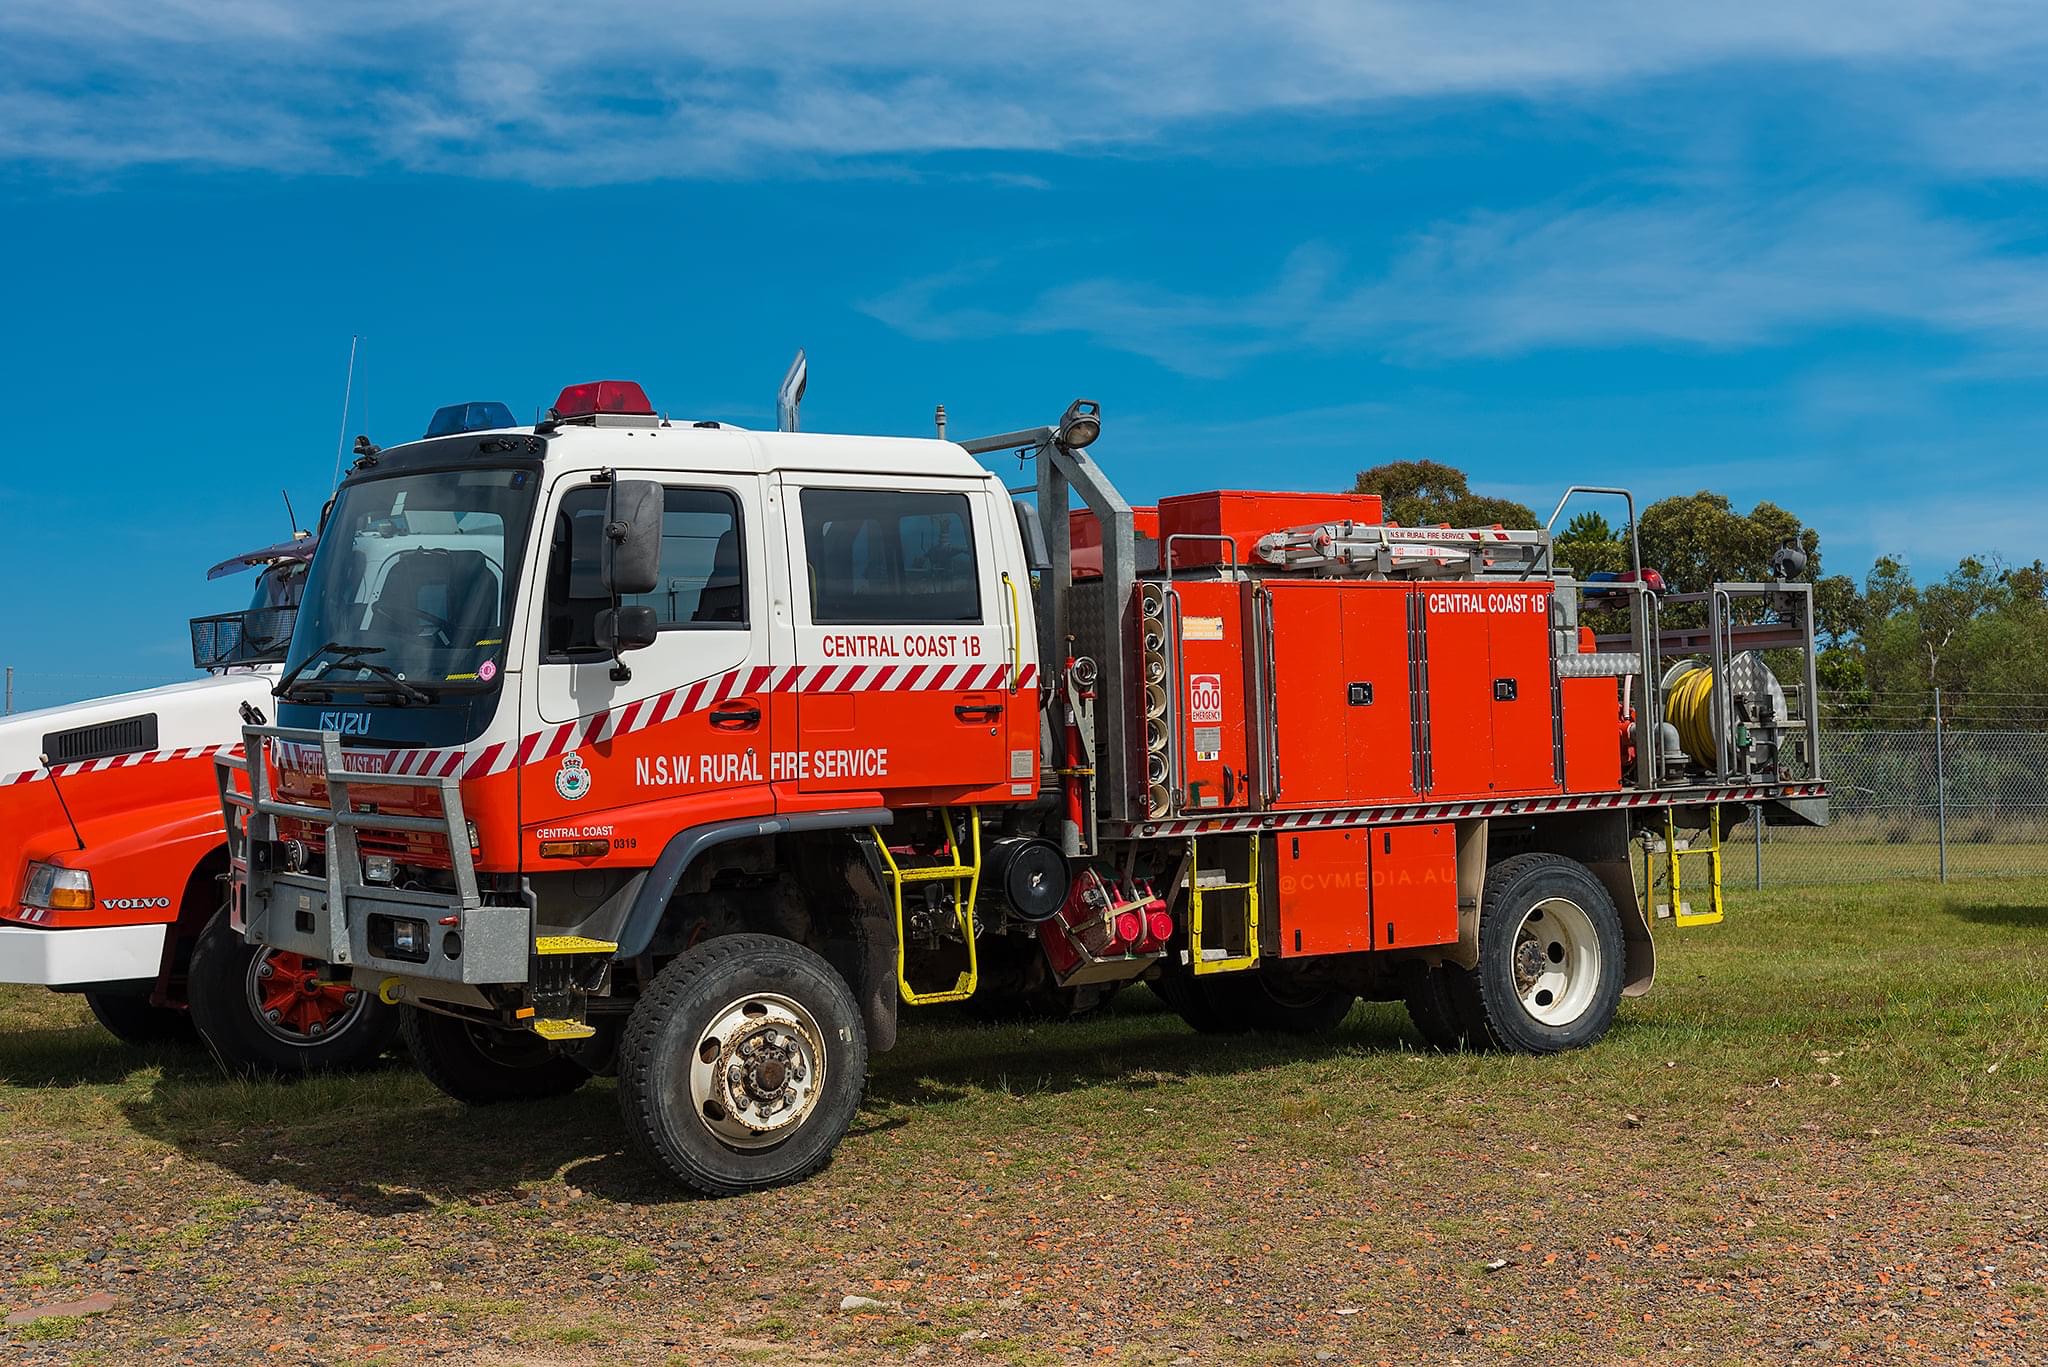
[1128,783,1826,839]
[267,660,1042,783]
[1,743,235,789]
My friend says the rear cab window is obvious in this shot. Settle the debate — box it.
[798,488,981,626]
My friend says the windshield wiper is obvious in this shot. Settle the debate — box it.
[274,641,433,706]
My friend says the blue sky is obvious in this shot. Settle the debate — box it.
[4,2,2048,708]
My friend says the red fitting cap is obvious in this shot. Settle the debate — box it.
[1147,909,1174,944]
[1113,910,1143,946]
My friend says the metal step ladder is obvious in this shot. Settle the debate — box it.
[1186,833,1260,975]
[1641,806,1724,927]
[872,808,983,1005]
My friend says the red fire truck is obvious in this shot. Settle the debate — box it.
[0,537,398,1073]
[218,375,1825,1194]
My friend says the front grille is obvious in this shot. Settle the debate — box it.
[42,713,160,766]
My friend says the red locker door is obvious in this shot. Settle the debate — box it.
[1486,590,1560,795]
[1367,823,1458,949]
[1275,828,1371,957]
[1338,586,1416,805]
[1420,589,1494,798]
[1170,580,1250,812]
[1265,584,1350,808]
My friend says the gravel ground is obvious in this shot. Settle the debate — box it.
[4,878,2045,1365]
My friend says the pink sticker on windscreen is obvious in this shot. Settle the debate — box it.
[479,660,498,682]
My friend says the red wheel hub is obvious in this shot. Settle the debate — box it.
[255,951,358,1038]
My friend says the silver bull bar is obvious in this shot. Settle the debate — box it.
[215,725,530,986]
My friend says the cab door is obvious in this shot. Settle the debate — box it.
[522,471,776,843]
[781,478,1011,797]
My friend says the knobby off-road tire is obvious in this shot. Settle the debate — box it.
[1152,968,1356,1036]
[402,1007,592,1105]
[617,933,867,1196]
[85,989,194,1046]
[188,906,398,1077]
[1450,853,1625,1054]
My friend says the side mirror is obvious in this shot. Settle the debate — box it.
[597,604,659,654]
[602,480,664,596]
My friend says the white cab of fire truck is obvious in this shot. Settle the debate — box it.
[225,378,1044,1188]
[1,538,398,1073]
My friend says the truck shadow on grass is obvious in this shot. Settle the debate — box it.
[102,991,1440,1211]
[0,1024,221,1089]
[1940,897,2048,930]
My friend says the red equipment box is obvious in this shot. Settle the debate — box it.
[1158,490,1384,570]
[1263,580,1565,807]
[1069,506,1160,580]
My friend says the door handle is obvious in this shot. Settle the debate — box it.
[955,703,1004,722]
[709,703,762,729]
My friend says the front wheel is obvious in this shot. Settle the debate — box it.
[617,933,867,1196]
[188,906,399,1076]
[1452,853,1624,1054]
[402,1007,593,1105]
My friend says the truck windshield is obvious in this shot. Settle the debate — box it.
[284,466,537,696]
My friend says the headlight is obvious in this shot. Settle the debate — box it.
[23,862,93,911]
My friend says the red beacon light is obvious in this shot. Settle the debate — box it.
[550,379,655,421]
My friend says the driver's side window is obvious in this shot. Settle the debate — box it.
[541,485,746,660]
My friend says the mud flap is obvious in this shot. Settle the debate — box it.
[1587,858,1654,997]
[841,833,900,1054]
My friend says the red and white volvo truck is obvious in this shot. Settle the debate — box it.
[0,536,399,1072]
[218,376,1826,1194]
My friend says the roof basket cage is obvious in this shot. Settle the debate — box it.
[190,606,298,671]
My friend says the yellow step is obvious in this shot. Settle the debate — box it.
[534,936,619,956]
[531,1018,596,1041]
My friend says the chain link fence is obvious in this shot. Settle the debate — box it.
[1723,691,2048,886]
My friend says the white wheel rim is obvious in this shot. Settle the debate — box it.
[688,992,828,1150]
[1511,896,1601,1027]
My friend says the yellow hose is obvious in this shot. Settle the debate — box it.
[1665,666,1718,768]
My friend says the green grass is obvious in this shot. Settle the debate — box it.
[3,877,2046,1363]
[1713,833,2048,884]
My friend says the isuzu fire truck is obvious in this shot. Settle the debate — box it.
[1,538,398,1071]
[218,375,1826,1195]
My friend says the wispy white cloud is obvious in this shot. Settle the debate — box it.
[864,189,2048,370]
[5,2,2048,182]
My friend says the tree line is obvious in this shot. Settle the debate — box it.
[1352,460,2048,729]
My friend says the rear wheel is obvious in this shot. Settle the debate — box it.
[1152,968,1355,1035]
[1401,966,1472,1052]
[618,933,866,1196]
[402,1007,593,1105]
[84,989,193,1046]
[1452,853,1624,1054]
[188,906,399,1076]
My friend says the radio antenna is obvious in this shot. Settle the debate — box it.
[330,334,360,488]
[38,753,86,852]
[282,488,303,538]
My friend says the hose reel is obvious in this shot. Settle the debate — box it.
[1660,653,1788,774]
